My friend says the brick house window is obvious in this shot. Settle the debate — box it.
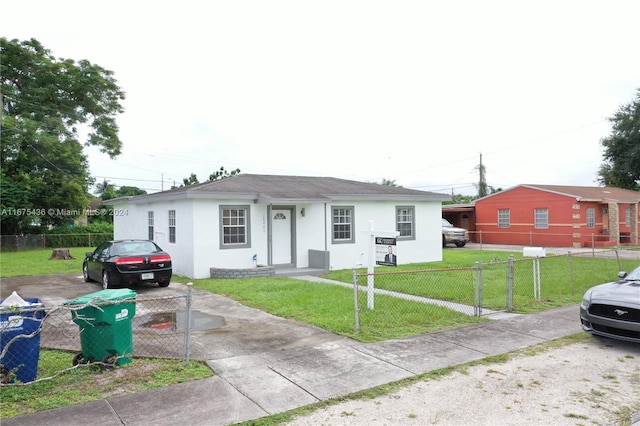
[586,208,595,228]
[497,209,510,228]
[534,208,548,229]
[626,208,631,227]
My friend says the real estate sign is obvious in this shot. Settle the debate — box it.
[375,236,397,266]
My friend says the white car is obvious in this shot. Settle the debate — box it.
[442,218,469,248]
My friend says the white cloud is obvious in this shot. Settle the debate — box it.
[4,0,639,194]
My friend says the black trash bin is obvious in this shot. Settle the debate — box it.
[0,298,45,383]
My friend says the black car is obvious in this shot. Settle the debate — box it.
[580,265,640,343]
[83,240,172,289]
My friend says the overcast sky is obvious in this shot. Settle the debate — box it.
[4,0,640,195]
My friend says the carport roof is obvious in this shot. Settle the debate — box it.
[106,174,451,204]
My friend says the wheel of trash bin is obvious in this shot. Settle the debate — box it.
[72,353,85,366]
[101,354,117,370]
[102,270,111,289]
[0,364,8,379]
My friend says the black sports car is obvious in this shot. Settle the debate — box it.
[580,265,640,343]
[83,240,172,289]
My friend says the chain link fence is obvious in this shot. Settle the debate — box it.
[1,233,113,251]
[353,247,640,334]
[1,286,193,386]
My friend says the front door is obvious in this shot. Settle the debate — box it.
[272,209,292,265]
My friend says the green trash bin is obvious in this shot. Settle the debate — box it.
[64,289,137,367]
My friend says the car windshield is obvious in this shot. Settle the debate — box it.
[112,241,161,255]
[442,218,453,227]
[623,266,640,281]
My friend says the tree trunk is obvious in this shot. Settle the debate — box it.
[49,248,74,260]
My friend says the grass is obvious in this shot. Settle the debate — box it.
[180,276,488,342]
[1,349,212,418]
[0,247,92,277]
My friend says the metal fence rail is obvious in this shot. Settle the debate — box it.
[1,233,113,251]
[352,247,640,334]
[1,287,193,386]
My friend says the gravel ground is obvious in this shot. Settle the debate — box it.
[284,337,640,426]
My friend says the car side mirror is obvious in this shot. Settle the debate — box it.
[618,271,628,279]
[85,252,93,258]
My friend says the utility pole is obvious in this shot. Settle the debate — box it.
[477,152,488,198]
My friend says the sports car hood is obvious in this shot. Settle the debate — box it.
[589,280,640,305]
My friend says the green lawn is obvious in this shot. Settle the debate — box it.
[0,247,91,277]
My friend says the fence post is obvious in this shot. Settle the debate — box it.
[615,248,622,271]
[183,282,193,365]
[507,255,514,312]
[474,261,483,317]
[479,230,483,250]
[352,268,360,334]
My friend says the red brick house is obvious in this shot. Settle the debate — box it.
[474,184,640,248]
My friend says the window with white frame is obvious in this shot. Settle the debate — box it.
[497,209,510,228]
[534,208,549,229]
[586,208,595,228]
[168,210,176,243]
[220,205,251,249]
[332,206,354,243]
[626,207,631,227]
[148,211,154,240]
[396,206,415,239]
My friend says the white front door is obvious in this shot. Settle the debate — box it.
[272,209,292,264]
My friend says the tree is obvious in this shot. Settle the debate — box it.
[209,167,240,181]
[379,178,398,187]
[1,38,125,234]
[95,179,117,201]
[598,89,640,189]
[475,153,488,198]
[181,173,200,187]
[172,167,241,189]
[116,186,147,197]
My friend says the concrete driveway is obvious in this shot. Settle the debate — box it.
[0,274,344,361]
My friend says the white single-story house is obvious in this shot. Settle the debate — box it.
[105,174,451,279]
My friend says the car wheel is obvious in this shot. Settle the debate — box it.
[158,279,170,288]
[442,236,447,248]
[455,242,466,247]
[102,271,111,289]
[83,264,92,282]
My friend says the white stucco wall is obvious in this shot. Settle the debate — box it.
[191,200,270,278]
[111,196,443,279]
[325,200,443,270]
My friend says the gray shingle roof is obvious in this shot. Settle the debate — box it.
[117,174,450,204]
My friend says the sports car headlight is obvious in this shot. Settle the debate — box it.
[580,291,592,310]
